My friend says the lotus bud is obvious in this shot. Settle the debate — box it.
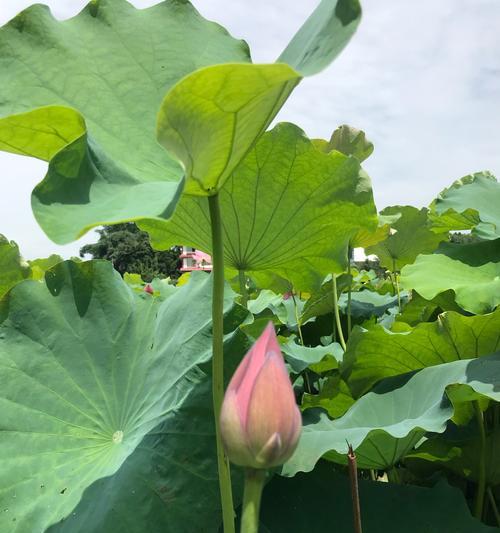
[144,284,153,294]
[220,322,301,469]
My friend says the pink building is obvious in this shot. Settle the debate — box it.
[179,247,212,272]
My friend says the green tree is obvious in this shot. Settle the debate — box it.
[449,231,482,244]
[80,223,181,281]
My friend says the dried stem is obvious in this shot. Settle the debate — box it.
[347,443,363,533]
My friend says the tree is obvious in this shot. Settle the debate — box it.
[449,231,482,244]
[80,223,181,281]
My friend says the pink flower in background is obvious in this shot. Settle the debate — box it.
[143,284,154,295]
[220,322,301,469]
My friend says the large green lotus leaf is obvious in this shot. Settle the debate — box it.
[156,63,301,195]
[0,262,237,531]
[435,238,500,266]
[283,353,500,476]
[313,124,374,162]
[395,289,462,327]
[400,253,500,315]
[366,206,446,270]
[324,431,424,470]
[48,329,251,533]
[0,0,250,244]
[277,0,362,76]
[343,307,500,397]
[156,0,365,195]
[282,338,343,373]
[312,124,387,249]
[142,122,378,291]
[406,431,500,486]
[261,463,497,533]
[429,171,500,239]
[338,289,399,319]
[0,235,30,299]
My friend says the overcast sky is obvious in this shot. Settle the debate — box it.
[1,0,499,259]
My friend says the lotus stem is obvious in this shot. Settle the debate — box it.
[392,258,401,312]
[241,469,266,533]
[332,274,347,351]
[347,246,353,334]
[347,444,363,533]
[238,269,248,308]
[291,292,305,346]
[208,193,235,533]
[474,400,487,520]
[290,292,311,392]
[487,487,500,527]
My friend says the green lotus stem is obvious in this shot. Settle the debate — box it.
[208,193,235,533]
[332,274,347,351]
[347,246,353,334]
[290,292,311,392]
[238,270,248,308]
[392,259,401,312]
[241,469,266,533]
[487,487,500,527]
[474,400,487,520]
[291,292,305,346]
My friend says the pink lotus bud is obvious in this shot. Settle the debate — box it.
[144,284,154,294]
[220,322,301,469]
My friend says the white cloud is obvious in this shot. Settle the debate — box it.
[1,0,499,258]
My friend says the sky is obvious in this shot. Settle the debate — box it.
[1,0,499,259]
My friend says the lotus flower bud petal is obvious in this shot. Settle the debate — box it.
[144,284,154,294]
[220,322,301,469]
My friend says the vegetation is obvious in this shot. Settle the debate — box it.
[79,223,181,281]
[0,1,499,532]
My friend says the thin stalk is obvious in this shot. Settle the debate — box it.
[241,469,266,533]
[487,487,500,527]
[347,445,363,533]
[208,194,235,533]
[392,259,401,312]
[238,269,248,308]
[474,401,487,520]
[332,275,347,351]
[291,292,311,392]
[291,292,305,347]
[347,249,353,335]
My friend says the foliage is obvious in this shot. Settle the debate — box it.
[1,1,499,531]
[366,206,446,271]
[260,462,497,532]
[0,235,29,299]
[429,171,500,239]
[0,234,64,299]
[0,264,244,531]
[79,223,181,281]
[141,122,378,292]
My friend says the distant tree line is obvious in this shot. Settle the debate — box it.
[80,223,181,282]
